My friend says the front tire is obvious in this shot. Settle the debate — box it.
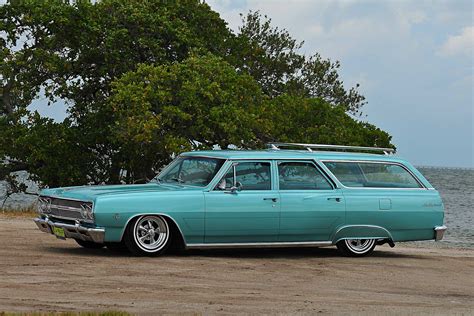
[74,239,105,249]
[337,239,376,257]
[123,215,171,256]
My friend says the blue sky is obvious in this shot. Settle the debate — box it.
[206,0,473,168]
[27,0,473,167]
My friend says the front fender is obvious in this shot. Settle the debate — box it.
[93,191,205,243]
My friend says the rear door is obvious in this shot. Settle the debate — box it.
[277,160,345,241]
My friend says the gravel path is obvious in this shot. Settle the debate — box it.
[0,217,473,315]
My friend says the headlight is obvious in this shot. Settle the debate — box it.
[37,197,51,214]
[80,203,94,220]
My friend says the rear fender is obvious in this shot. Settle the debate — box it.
[332,225,393,244]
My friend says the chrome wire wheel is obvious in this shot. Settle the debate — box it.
[344,239,376,255]
[133,215,169,253]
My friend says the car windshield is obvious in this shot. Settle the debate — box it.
[152,156,225,187]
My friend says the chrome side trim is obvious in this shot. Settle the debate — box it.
[434,225,447,241]
[332,225,394,243]
[186,241,333,249]
[34,217,105,243]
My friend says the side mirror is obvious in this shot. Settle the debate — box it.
[227,181,242,194]
[229,186,239,193]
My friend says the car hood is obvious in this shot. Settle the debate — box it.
[40,183,202,201]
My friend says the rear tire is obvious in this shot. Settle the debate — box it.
[337,239,376,257]
[74,239,105,249]
[123,215,171,256]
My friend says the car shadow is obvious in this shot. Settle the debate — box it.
[39,244,426,260]
[184,247,426,259]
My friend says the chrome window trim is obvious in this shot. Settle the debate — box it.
[321,159,428,190]
[275,159,336,191]
[180,154,228,159]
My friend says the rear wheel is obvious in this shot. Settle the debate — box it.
[123,215,171,256]
[337,239,376,257]
[74,239,105,249]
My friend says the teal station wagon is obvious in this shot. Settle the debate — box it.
[34,143,447,256]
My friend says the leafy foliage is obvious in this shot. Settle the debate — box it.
[236,11,366,114]
[105,54,265,182]
[0,0,393,198]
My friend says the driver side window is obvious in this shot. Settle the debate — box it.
[216,162,272,191]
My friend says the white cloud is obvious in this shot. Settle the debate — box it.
[438,26,474,57]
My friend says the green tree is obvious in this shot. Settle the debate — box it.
[1,0,237,189]
[262,95,391,147]
[105,54,265,182]
[236,11,366,114]
[0,0,393,198]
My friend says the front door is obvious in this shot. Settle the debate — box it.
[277,160,346,241]
[204,160,280,243]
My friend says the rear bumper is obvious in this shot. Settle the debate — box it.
[434,225,447,241]
[34,217,105,244]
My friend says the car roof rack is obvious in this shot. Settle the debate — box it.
[267,142,396,155]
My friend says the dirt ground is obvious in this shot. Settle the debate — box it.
[0,217,473,315]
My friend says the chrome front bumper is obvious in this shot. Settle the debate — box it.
[34,217,105,244]
[434,225,447,241]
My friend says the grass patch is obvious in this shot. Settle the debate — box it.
[0,205,37,218]
[0,312,132,316]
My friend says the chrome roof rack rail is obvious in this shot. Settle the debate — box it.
[267,142,396,155]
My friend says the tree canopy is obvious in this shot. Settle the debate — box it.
[0,0,393,197]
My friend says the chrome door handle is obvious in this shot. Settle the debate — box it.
[327,197,342,202]
[263,198,278,202]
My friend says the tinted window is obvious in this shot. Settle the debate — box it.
[278,162,332,190]
[218,162,271,191]
[324,161,422,188]
[156,157,224,187]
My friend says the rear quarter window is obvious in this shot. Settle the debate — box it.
[323,161,422,188]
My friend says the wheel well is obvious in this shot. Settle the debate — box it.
[163,216,186,251]
[123,214,186,249]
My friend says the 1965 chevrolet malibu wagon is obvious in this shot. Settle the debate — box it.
[34,143,447,257]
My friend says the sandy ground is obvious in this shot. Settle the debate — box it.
[0,217,473,315]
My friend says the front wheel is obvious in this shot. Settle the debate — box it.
[74,239,105,249]
[123,215,171,256]
[337,239,376,257]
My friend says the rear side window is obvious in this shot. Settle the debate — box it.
[278,162,333,190]
[323,161,422,188]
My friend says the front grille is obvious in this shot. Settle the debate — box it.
[40,197,93,223]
